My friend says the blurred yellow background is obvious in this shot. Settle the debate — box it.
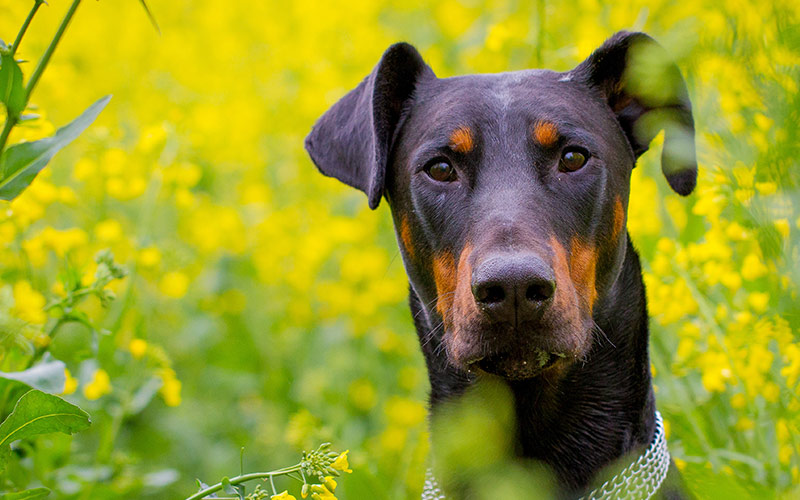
[0,0,798,498]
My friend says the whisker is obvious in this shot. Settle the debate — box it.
[412,291,455,321]
[592,319,615,349]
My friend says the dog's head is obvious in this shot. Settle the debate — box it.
[306,31,696,380]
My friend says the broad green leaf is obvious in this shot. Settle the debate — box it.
[0,487,50,499]
[0,356,66,394]
[0,390,90,470]
[0,95,111,201]
[0,52,25,118]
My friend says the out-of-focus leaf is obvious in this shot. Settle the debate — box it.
[0,356,66,394]
[127,377,163,415]
[0,51,25,118]
[0,487,51,500]
[0,95,110,201]
[0,390,91,470]
[143,469,179,488]
[48,322,94,364]
[0,357,63,421]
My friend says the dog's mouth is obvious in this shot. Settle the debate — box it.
[469,348,565,380]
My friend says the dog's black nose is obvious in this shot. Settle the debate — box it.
[471,253,555,325]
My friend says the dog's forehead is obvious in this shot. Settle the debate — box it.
[407,69,611,139]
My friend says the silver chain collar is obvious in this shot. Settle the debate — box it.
[422,411,670,500]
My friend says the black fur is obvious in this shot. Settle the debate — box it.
[306,31,696,498]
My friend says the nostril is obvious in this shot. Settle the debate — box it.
[477,284,505,304]
[526,281,554,302]
[478,285,506,304]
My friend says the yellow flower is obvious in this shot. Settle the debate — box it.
[755,181,777,196]
[747,292,770,313]
[83,369,112,400]
[159,271,190,298]
[774,219,790,239]
[95,218,123,243]
[129,338,148,359]
[330,450,352,474]
[138,246,162,268]
[323,477,337,492]
[12,281,47,325]
[735,417,754,431]
[310,485,337,500]
[159,369,182,407]
[63,369,78,395]
[779,445,794,466]
[741,253,767,281]
[348,378,377,412]
[271,491,297,500]
[385,397,426,427]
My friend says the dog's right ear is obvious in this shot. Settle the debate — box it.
[305,43,433,209]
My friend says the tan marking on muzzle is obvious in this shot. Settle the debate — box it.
[432,251,457,328]
[611,196,625,242]
[533,121,558,147]
[448,243,483,364]
[550,236,573,311]
[549,236,592,355]
[569,237,598,310]
[449,126,474,153]
[400,216,415,259]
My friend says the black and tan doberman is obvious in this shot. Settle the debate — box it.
[306,31,696,498]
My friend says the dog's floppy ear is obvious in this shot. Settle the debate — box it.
[572,31,697,195]
[305,43,433,209]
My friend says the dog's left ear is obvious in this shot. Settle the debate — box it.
[305,43,434,209]
[572,31,697,195]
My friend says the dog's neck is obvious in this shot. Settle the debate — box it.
[411,238,657,494]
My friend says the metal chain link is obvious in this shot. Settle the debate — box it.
[421,468,446,500]
[422,411,670,500]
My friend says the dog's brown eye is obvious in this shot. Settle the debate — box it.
[425,161,457,182]
[560,149,589,172]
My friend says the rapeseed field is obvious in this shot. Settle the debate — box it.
[0,0,798,498]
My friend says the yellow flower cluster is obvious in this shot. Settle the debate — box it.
[83,368,112,400]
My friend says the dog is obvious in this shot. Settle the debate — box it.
[306,31,695,499]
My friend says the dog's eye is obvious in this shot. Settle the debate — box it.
[425,161,457,182]
[560,148,589,172]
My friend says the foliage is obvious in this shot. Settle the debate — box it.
[0,0,797,499]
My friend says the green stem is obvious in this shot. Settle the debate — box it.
[184,467,303,500]
[25,0,83,99]
[10,0,46,56]
[0,119,14,162]
[0,0,83,157]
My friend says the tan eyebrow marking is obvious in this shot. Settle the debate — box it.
[448,127,474,153]
[533,121,559,147]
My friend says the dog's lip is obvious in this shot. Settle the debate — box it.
[466,349,564,380]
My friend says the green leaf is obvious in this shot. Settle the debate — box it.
[221,477,244,500]
[0,52,25,118]
[0,487,50,499]
[0,356,66,394]
[0,390,90,470]
[0,95,111,201]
